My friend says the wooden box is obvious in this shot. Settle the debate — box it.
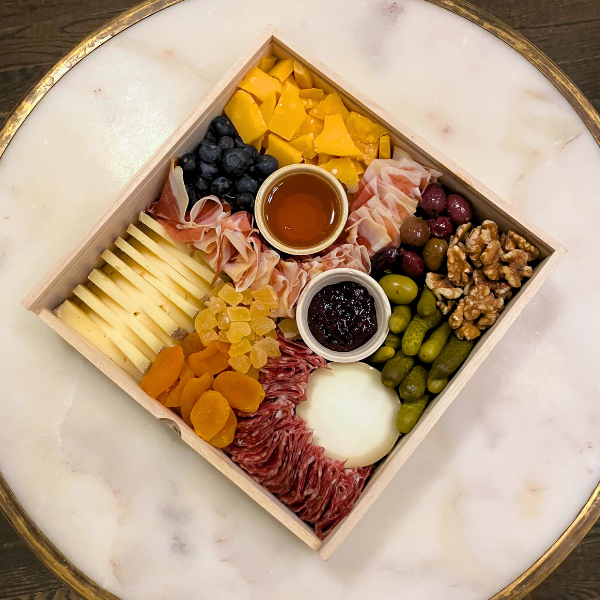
[23,26,565,560]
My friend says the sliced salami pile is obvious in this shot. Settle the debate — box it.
[228,335,372,539]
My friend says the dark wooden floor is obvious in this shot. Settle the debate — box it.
[1,0,599,598]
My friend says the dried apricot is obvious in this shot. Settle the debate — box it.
[180,332,204,359]
[190,390,230,440]
[214,371,266,413]
[189,347,230,376]
[141,346,185,399]
[208,408,237,448]
[180,373,214,426]
[166,362,194,408]
[215,341,231,354]
[156,390,170,405]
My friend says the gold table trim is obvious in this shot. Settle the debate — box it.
[0,1,598,598]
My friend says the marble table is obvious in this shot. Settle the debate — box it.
[1,1,599,598]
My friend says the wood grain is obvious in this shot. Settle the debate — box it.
[0,0,599,598]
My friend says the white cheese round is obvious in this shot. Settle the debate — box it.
[296,362,401,468]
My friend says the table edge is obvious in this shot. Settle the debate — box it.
[0,0,598,599]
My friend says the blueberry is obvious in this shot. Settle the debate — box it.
[211,176,233,197]
[198,143,222,164]
[185,182,196,204]
[194,177,210,196]
[236,175,259,195]
[179,153,197,172]
[222,148,249,177]
[199,161,220,181]
[236,193,255,212]
[211,116,235,138]
[234,135,245,148]
[218,136,235,151]
[255,154,279,178]
[203,130,217,143]
[241,144,259,165]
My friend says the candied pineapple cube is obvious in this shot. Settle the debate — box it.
[252,285,279,309]
[229,354,251,374]
[241,289,254,305]
[217,329,230,343]
[227,321,252,343]
[250,316,276,336]
[246,331,257,343]
[195,308,218,331]
[218,283,244,306]
[256,337,281,358]
[250,346,268,369]
[217,312,231,330]
[227,306,251,322]
[279,318,300,339]
[229,338,252,358]
[200,329,219,345]
[250,300,270,318]
[206,296,226,315]
[246,366,260,380]
[264,329,277,339]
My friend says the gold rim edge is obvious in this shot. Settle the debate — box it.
[0,1,598,599]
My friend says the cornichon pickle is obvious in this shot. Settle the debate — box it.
[384,332,402,350]
[427,376,448,394]
[430,336,475,379]
[399,365,428,401]
[396,394,429,434]
[418,322,453,363]
[371,345,395,363]
[381,353,414,388]
[389,305,411,334]
[401,310,443,356]
[417,286,437,318]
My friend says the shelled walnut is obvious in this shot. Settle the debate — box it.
[427,222,538,340]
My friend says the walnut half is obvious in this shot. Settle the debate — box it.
[500,249,533,288]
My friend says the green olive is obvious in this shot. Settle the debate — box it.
[422,238,449,272]
[371,345,395,363]
[378,274,418,305]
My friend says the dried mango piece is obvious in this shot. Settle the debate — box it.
[253,285,279,309]
[241,289,255,305]
[180,373,213,426]
[205,296,226,315]
[208,408,238,448]
[250,300,270,318]
[246,366,260,380]
[218,283,243,306]
[228,355,251,373]
[279,318,300,339]
[250,346,268,369]
[200,329,218,345]
[250,316,276,336]
[255,336,281,358]
[227,306,251,322]
[214,371,266,413]
[346,111,388,143]
[180,332,204,359]
[166,362,194,408]
[217,311,231,330]
[195,308,218,331]
[229,338,252,357]
[190,390,230,440]
[227,321,252,343]
[141,346,184,399]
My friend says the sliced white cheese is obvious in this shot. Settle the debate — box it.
[138,213,214,282]
[55,300,142,382]
[88,271,164,355]
[101,252,189,339]
[114,238,200,316]
[296,362,401,468]
[73,284,157,362]
[126,225,210,296]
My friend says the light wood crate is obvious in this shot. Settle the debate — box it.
[23,26,566,560]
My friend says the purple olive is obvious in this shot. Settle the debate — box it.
[401,251,424,279]
[420,184,447,217]
[371,246,402,278]
[400,216,430,247]
[428,216,453,240]
[447,193,472,225]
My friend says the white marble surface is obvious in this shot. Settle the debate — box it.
[1,0,599,598]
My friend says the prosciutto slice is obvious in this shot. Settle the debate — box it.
[227,334,372,539]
